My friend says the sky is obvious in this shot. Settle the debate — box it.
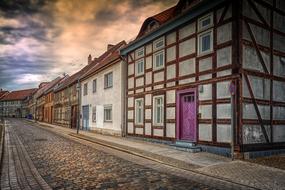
[0,0,177,91]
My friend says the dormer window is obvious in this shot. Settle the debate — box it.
[153,37,165,51]
[135,47,144,59]
[148,21,159,32]
[198,13,213,31]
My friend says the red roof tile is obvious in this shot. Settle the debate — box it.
[80,41,126,81]
[1,88,37,101]
[0,91,9,100]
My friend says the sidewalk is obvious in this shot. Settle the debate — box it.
[27,119,285,190]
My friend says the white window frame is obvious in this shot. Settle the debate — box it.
[135,58,144,76]
[153,37,165,51]
[153,95,164,126]
[83,83,88,96]
[92,106,96,123]
[198,29,213,56]
[135,98,144,125]
[153,50,165,70]
[104,105,112,122]
[104,72,113,89]
[198,13,213,32]
[135,47,144,59]
[92,79,97,93]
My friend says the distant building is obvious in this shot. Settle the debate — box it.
[0,89,10,117]
[120,0,285,157]
[0,88,37,118]
[80,41,126,136]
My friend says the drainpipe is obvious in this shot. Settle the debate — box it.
[120,55,128,137]
[68,86,71,128]
[76,79,81,134]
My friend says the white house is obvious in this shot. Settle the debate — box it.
[80,41,127,136]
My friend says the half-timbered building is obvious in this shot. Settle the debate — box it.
[120,0,285,157]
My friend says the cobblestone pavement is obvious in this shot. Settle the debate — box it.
[1,119,223,190]
[247,155,285,170]
[0,120,51,190]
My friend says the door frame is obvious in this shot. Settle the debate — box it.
[176,88,198,142]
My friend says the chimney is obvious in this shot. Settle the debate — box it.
[88,54,92,64]
[107,44,114,51]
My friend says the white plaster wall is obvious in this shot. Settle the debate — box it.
[154,84,164,90]
[153,129,163,137]
[273,125,285,142]
[80,61,124,133]
[128,122,134,134]
[199,74,211,81]
[167,64,176,80]
[145,94,152,106]
[198,84,212,100]
[166,107,175,120]
[145,72,152,85]
[273,33,285,52]
[243,76,270,100]
[217,104,231,119]
[217,69,231,77]
[273,80,285,102]
[199,105,212,119]
[135,88,144,94]
[166,32,176,45]
[128,110,133,119]
[166,123,176,138]
[128,77,134,89]
[273,55,285,78]
[179,22,195,40]
[135,128,143,135]
[179,58,195,76]
[217,46,232,67]
[199,124,212,141]
[274,12,285,33]
[128,97,134,108]
[166,90,176,104]
[179,38,195,58]
[154,71,164,83]
[217,124,231,143]
[179,77,195,85]
[243,103,270,120]
[217,81,231,99]
[217,23,232,45]
[145,109,151,120]
[136,77,144,87]
[145,123,152,135]
[199,57,212,72]
[250,24,270,47]
[167,82,176,87]
[146,56,152,69]
[273,106,285,120]
[166,46,176,62]
[128,63,134,76]
[146,44,152,55]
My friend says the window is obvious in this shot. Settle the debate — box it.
[92,79,97,93]
[104,105,112,122]
[135,99,144,125]
[153,37,165,51]
[135,59,144,76]
[92,107,96,122]
[198,13,213,31]
[83,83,88,96]
[198,30,213,55]
[104,72,113,88]
[153,50,165,70]
[135,47,144,59]
[153,96,164,126]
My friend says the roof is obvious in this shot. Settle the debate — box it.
[80,41,126,81]
[1,88,37,101]
[136,6,176,39]
[0,90,9,100]
[35,77,64,99]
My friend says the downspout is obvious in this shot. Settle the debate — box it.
[76,79,81,134]
[68,85,71,128]
[120,55,128,137]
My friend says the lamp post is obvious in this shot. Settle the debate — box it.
[76,80,81,134]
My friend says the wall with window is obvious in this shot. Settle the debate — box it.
[126,2,233,142]
[80,60,125,135]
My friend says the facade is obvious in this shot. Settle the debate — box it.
[80,41,126,136]
[53,56,97,128]
[120,0,285,157]
[0,89,37,118]
[0,90,9,117]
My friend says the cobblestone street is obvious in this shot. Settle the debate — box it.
[0,119,221,190]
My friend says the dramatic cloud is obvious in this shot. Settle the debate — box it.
[0,0,177,91]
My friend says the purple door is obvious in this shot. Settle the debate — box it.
[179,91,197,141]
